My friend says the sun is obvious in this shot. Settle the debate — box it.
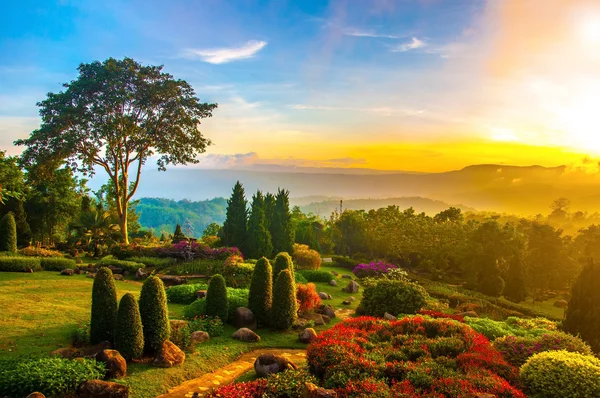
[580,16,600,44]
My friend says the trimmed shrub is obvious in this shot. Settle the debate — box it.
[129,256,175,269]
[520,350,600,398]
[97,256,145,273]
[272,252,293,284]
[331,255,360,270]
[0,357,105,398]
[183,298,207,320]
[296,283,322,313]
[182,288,249,323]
[297,269,334,283]
[90,267,118,345]
[139,276,170,353]
[292,244,321,270]
[41,257,77,271]
[478,275,506,298]
[0,257,41,272]
[271,269,297,330]
[0,213,17,252]
[115,293,144,360]
[357,279,428,317]
[465,316,557,341]
[18,247,63,257]
[294,272,308,284]
[166,283,208,304]
[222,262,254,288]
[205,274,228,322]
[248,257,272,327]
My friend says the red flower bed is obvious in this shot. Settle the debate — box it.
[418,309,466,322]
[206,379,267,398]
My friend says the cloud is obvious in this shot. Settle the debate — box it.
[342,27,402,39]
[182,40,267,64]
[191,152,369,170]
[291,104,424,116]
[391,37,426,52]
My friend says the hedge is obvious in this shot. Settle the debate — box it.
[0,257,41,272]
[356,279,428,317]
[129,256,176,269]
[183,288,249,323]
[298,270,334,283]
[97,256,145,273]
[222,263,254,289]
[41,257,77,271]
[166,283,209,305]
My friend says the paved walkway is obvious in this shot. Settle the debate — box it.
[157,349,307,398]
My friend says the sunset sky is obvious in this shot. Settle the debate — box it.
[2,0,600,172]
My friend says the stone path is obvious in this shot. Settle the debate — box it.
[157,349,307,398]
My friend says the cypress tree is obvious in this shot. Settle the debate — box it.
[271,269,297,330]
[270,188,294,256]
[115,293,144,360]
[90,267,118,344]
[0,212,17,252]
[564,261,600,353]
[248,257,273,327]
[273,252,293,285]
[206,274,228,322]
[246,191,273,259]
[264,192,276,230]
[173,223,186,243]
[139,276,170,353]
[222,181,248,253]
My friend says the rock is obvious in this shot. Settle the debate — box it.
[554,299,568,308]
[74,267,82,275]
[153,340,185,368]
[107,266,123,274]
[343,280,360,294]
[329,280,337,287]
[61,269,74,276]
[135,268,147,280]
[305,313,325,326]
[322,315,331,324]
[303,382,338,397]
[81,341,113,357]
[254,353,298,378]
[76,380,129,398]
[232,327,261,342]
[233,307,257,330]
[330,271,338,276]
[26,393,45,398]
[319,305,336,319]
[191,331,210,344]
[86,272,96,279]
[299,328,318,343]
[318,292,330,300]
[456,311,479,318]
[25,267,33,273]
[51,347,79,358]
[75,258,83,264]
[384,312,397,321]
[293,318,310,329]
[113,274,124,281]
[158,275,186,286]
[342,300,351,305]
[195,290,207,299]
[348,296,356,302]
[342,274,352,279]
[95,349,126,379]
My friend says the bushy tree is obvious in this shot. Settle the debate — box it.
[206,274,228,322]
[139,276,170,352]
[273,252,293,285]
[173,223,186,243]
[222,181,248,252]
[0,212,17,252]
[270,188,294,255]
[90,267,118,344]
[357,279,428,317]
[248,257,273,326]
[115,293,144,360]
[564,261,600,353]
[246,191,273,259]
[503,255,528,303]
[271,269,297,330]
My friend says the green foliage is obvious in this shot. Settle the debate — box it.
[248,257,273,327]
[182,289,248,323]
[40,257,76,271]
[173,223,186,243]
[0,357,105,398]
[246,191,273,259]
[97,256,145,273]
[170,320,192,352]
[271,269,297,330]
[464,316,557,341]
[357,279,428,317]
[297,269,334,283]
[129,256,175,269]
[331,255,360,270]
[168,258,222,275]
[139,276,170,352]
[206,274,228,322]
[0,213,17,253]
[115,293,144,360]
[167,283,208,304]
[264,369,318,398]
[503,255,529,302]
[272,252,293,284]
[71,321,90,347]
[294,272,308,284]
[90,267,118,345]
[0,257,41,272]
[520,350,600,398]
[183,298,207,319]
[292,243,322,270]
[563,261,600,352]
[477,275,505,298]
[222,181,248,252]
[188,315,224,337]
[222,262,254,289]
[270,188,294,255]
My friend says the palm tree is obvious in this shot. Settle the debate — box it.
[71,210,120,257]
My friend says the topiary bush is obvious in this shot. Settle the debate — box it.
[248,257,272,327]
[272,252,293,284]
[139,276,170,353]
[292,244,321,270]
[166,283,208,304]
[41,257,77,271]
[0,213,17,253]
[205,274,228,322]
[271,269,297,330]
[0,257,41,272]
[115,293,144,360]
[520,350,600,398]
[297,269,334,283]
[90,267,118,345]
[129,256,175,269]
[222,262,254,288]
[183,298,207,320]
[357,279,428,317]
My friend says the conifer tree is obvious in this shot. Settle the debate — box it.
[271,269,297,329]
[115,293,144,360]
[270,188,294,255]
[139,276,170,352]
[90,267,118,344]
[222,181,248,252]
[564,261,600,353]
[12,201,31,248]
[172,223,186,243]
[246,191,273,259]
[248,257,273,326]
[206,274,228,322]
[0,212,17,252]
[264,192,276,230]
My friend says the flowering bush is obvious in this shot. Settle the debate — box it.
[18,246,63,257]
[418,309,465,322]
[352,261,397,278]
[188,315,224,337]
[296,283,322,313]
[292,244,322,270]
[465,316,557,341]
[224,254,244,267]
[206,379,268,398]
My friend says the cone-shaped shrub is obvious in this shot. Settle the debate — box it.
[0,212,17,252]
[206,274,228,322]
[271,269,297,330]
[248,257,273,326]
[139,276,170,353]
[115,293,144,360]
[272,252,293,285]
[90,267,118,344]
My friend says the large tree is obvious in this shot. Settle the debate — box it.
[15,57,217,244]
[222,181,248,251]
[270,188,294,255]
[246,191,272,259]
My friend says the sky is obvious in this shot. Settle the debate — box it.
[2,0,600,172]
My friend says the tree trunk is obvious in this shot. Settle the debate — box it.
[120,201,129,245]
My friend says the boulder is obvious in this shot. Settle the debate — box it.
[76,380,129,398]
[321,314,331,324]
[113,274,124,281]
[107,266,123,274]
[74,267,82,275]
[86,272,96,279]
[232,327,261,342]
[293,318,310,330]
[341,274,352,279]
[191,331,210,344]
[329,280,337,287]
[554,299,568,308]
[158,275,186,287]
[348,296,356,302]
[384,312,397,321]
[195,290,207,299]
[299,328,318,343]
[305,313,325,326]
[135,268,147,280]
[153,340,185,368]
[342,300,351,306]
[319,305,336,319]
[254,353,297,378]
[330,271,338,276]
[318,292,330,300]
[61,269,74,276]
[456,311,479,318]
[26,393,45,398]
[303,382,338,398]
[51,347,79,359]
[233,307,257,330]
[95,349,127,379]
[343,280,359,294]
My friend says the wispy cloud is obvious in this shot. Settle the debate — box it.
[291,104,425,116]
[342,27,402,39]
[182,40,267,64]
[391,37,426,52]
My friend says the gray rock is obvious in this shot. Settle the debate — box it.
[318,292,330,300]
[320,305,336,319]
[305,313,325,326]
[233,307,257,330]
[343,280,360,294]
[384,312,397,321]
[191,331,210,344]
[342,300,351,305]
[329,280,337,287]
[254,353,297,378]
[135,268,147,280]
[348,296,356,302]
[342,274,352,279]
[232,327,260,342]
[195,290,207,299]
[153,340,185,368]
[60,269,74,276]
[299,328,318,343]
[113,274,124,281]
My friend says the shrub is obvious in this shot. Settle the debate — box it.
[418,309,465,322]
[41,257,77,271]
[292,244,321,270]
[0,357,105,398]
[169,320,192,352]
[294,272,308,284]
[71,321,90,347]
[264,369,318,398]
[129,256,175,269]
[18,246,63,257]
[478,275,506,298]
[352,261,397,278]
[90,267,118,345]
[331,255,360,270]
[520,350,600,398]
[0,213,17,252]
[222,262,254,288]
[168,258,222,275]
[0,257,41,272]
[357,279,428,317]
[139,276,170,353]
[188,315,224,337]
[97,256,145,273]
[206,274,228,322]
[248,257,273,327]
[297,269,334,283]
[224,254,244,267]
[271,269,297,329]
[296,283,322,313]
[206,379,268,398]
[464,316,557,341]
[272,252,293,284]
[182,288,249,323]
[166,283,208,304]
[183,298,207,320]
[115,293,144,360]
